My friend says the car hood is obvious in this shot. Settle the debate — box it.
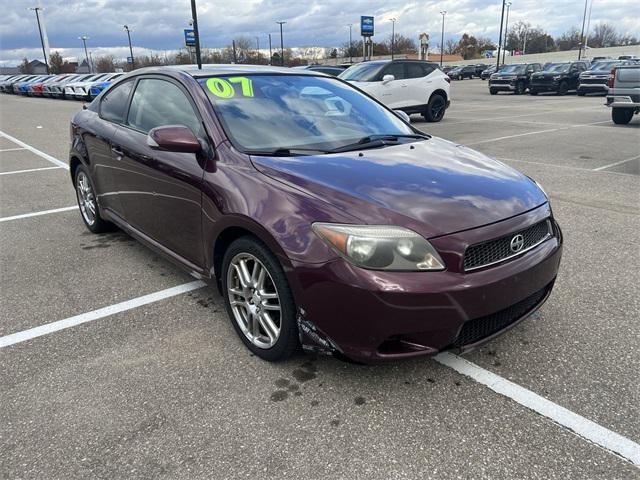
[251,137,547,238]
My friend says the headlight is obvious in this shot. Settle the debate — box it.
[553,75,561,81]
[312,223,445,271]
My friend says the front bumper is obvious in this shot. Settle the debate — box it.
[530,82,559,92]
[489,82,516,91]
[578,84,607,94]
[290,206,563,363]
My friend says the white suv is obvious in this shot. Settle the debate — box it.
[339,60,451,122]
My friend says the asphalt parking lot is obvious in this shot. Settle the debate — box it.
[1,79,639,479]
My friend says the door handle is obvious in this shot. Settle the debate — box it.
[111,146,124,160]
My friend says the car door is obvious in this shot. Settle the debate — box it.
[112,76,207,268]
[376,62,409,108]
[405,62,433,108]
[92,78,136,218]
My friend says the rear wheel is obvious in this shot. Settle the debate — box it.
[74,165,112,233]
[558,81,569,96]
[611,108,634,125]
[423,94,446,122]
[222,236,299,361]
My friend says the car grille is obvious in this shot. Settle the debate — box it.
[491,79,511,85]
[452,283,549,347]
[580,78,606,85]
[463,219,552,271]
[532,77,555,84]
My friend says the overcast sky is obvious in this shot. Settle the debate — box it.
[1,0,639,64]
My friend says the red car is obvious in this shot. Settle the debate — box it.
[28,75,69,96]
[69,65,562,363]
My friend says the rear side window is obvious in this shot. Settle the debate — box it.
[406,63,427,79]
[100,80,134,124]
[127,78,203,136]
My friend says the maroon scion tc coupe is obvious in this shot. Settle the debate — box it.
[69,65,562,363]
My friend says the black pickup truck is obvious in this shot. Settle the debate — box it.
[529,61,589,95]
[488,63,542,95]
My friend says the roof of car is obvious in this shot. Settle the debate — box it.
[134,64,323,78]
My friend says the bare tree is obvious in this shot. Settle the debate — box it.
[589,23,618,48]
[19,58,34,74]
[95,55,116,73]
[556,27,581,51]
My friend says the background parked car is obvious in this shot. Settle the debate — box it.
[0,75,27,92]
[441,65,458,74]
[64,73,111,100]
[489,63,542,95]
[339,59,450,122]
[448,65,476,80]
[578,60,623,96]
[28,74,69,96]
[88,73,124,99]
[474,64,488,77]
[44,74,90,98]
[606,64,640,124]
[529,61,588,95]
[481,64,503,80]
[14,75,52,95]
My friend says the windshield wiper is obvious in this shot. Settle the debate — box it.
[245,147,330,157]
[329,133,429,153]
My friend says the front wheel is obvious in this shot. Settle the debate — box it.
[611,108,634,125]
[74,165,112,233]
[222,236,299,361]
[529,89,538,96]
[423,94,446,122]
[558,81,569,96]
[577,90,586,96]
[490,88,498,95]
[514,81,525,95]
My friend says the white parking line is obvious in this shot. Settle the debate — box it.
[0,206,78,223]
[0,130,69,170]
[465,121,610,146]
[593,154,640,172]
[0,147,27,153]
[435,352,640,466]
[0,280,206,348]
[0,166,64,176]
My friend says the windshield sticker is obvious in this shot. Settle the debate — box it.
[206,77,254,99]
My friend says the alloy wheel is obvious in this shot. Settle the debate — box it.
[430,97,445,121]
[226,253,282,349]
[76,171,96,226]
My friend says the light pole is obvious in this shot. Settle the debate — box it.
[522,27,528,55]
[439,11,446,67]
[347,24,353,64]
[578,0,588,59]
[502,1,511,64]
[190,0,202,69]
[276,21,286,66]
[390,18,396,60]
[28,7,49,73]
[496,0,506,69]
[268,33,273,65]
[79,35,91,73]
[123,25,135,69]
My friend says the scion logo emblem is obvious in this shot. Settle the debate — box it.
[510,234,525,253]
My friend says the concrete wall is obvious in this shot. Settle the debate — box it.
[443,45,640,66]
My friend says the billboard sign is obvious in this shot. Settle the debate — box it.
[360,16,374,37]
[184,29,196,47]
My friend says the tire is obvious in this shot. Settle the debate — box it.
[221,236,299,361]
[577,91,586,96]
[490,88,498,95]
[611,108,634,125]
[423,94,446,122]
[529,89,538,96]
[558,81,569,96]
[74,165,112,233]
[514,81,525,95]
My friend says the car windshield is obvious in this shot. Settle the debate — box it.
[338,63,384,82]
[545,64,570,73]
[500,64,526,74]
[199,74,416,153]
[592,61,618,71]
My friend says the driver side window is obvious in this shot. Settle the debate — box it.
[126,78,203,137]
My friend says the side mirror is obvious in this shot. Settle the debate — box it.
[147,125,201,153]
[393,110,411,123]
[382,74,395,84]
